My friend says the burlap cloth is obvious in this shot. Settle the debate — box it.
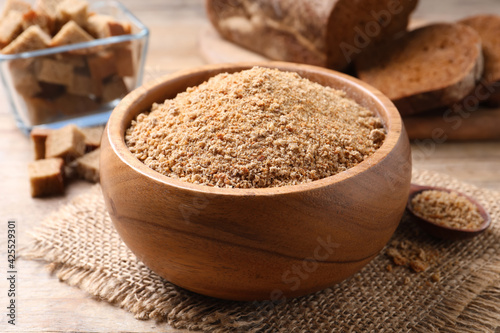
[25,169,500,332]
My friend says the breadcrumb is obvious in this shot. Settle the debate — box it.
[126,67,385,188]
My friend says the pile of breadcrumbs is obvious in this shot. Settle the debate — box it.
[126,67,386,188]
[411,190,485,230]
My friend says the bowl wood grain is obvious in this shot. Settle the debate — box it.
[100,62,412,301]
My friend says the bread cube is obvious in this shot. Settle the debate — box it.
[56,0,88,27]
[67,71,101,97]
[25,97,58,125]
[45,124,86,160]
[35,0,62,20]
[22,9,52,34]
[30,127,52,160]
[80,126,104,151]
[34,57,73,86]
[101,76,128,103]
[115,45,135,77]
[1,25,51,54]
[1,0,32,18]
[74,148,100,183]
[51,20,94,47]
[87,50,117,81]
[28,157,65,197]
[86,14,131,38]
[54,93,99,115]
[0,11,24,48]
[10,64,42,97]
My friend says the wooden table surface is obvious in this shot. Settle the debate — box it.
[0,0,499,332]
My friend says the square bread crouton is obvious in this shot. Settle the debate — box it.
[24,97,58,125]
[53,93,99,115]
[1,0,32,18]
[67,71,101,97]
[56,0,88,27]
[86,14,131,38]
[0,11,24,48]
[80,126,104,151]
[74,148,100,183]
[35,0,62,20]
[101,76,128,103]
[34,57,74,86]
[22,9,52,34]
[87,50,117,81]
[114,45,135,77]
[1,25,51,54]
[10,63,42,97]
[51,20,94,47]
[45,124,86,160]
[28,157,65,197]
[30,127,52,160]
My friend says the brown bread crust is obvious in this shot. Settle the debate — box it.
[460,15,500,106]
[205,0,418,70]
[355,23,484,116]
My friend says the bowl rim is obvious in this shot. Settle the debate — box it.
[105,61,406,196]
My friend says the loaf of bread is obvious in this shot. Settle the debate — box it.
[206,0,418,70]
[460,15,500,107]
[355,23,484,116]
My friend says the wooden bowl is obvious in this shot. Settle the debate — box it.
[100,62,412,301]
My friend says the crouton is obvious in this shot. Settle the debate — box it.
[45,124,86,160]
[74,148,100,182]
[51,20,94,47]
[1,25,51,54]
[0,11,24,48]
[34,57,73,86]
[101,76,128,103]
[30,127,52,160]
[28,157,65,197]
[56,0,88,27]
[86,14,131,38]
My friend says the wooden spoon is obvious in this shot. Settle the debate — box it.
[407,184,491,240]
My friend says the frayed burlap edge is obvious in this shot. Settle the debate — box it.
[23,170,500,332]
[415,259,500,333]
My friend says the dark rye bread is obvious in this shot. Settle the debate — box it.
[205,0,418,71]
[355,23,484,116]
[459,15,500,106]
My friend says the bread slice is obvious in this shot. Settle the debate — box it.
[206,0,418,71]
[459,15,500,106]
[28,157,65,197]
[1,25,51,54]
[355,23,484,116]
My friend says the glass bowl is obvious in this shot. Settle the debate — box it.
[0,0,149,134]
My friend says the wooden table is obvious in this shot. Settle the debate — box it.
[0,0,499,332]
